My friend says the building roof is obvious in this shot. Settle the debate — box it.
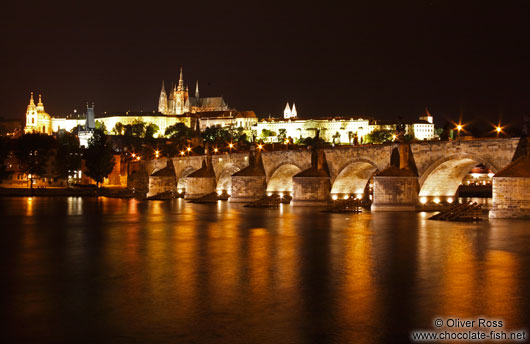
[151,166,176,177]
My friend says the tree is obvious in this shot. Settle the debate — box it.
[95,120,107,133]
[277,128,287,142]
[131,119,146,137]
[363,129,393,144]
[202,126,231,144]
[165,123,195,146]
[55,131,81,187]
[145,123,159,139]
[84,129,115,188]
[14,133,55,190]
[112,122,124,135]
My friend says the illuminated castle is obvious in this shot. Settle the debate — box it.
[158,68,229,115]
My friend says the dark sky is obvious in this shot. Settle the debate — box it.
[3,1,530,126]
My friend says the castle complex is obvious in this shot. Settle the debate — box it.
[158,68,229,115]
[22,67,436,143]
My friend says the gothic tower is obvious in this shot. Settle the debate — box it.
[158,81,168,114]
[168,83,176,114]
[284,102,291,119]
[175,67,189,115]
[195,80,200,99]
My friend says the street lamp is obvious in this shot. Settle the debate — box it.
[257,144,263,150]
[228,142,234,154]
[187,147,191,156]
[155,150,160,158]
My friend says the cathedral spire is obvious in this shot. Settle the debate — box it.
[291,103,297,118]
[29,92,35,106]
[195,80,199,98]
[178,67,184,91]
[158,81,168,114]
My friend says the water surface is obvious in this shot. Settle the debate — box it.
[1,197,529,343]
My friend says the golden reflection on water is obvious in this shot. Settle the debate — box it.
[338,215,379,341]
[439,230,478,317]
[25,197,34,216]
[206,208,241,309]
[248,227,271,302]
[483,250,519,326]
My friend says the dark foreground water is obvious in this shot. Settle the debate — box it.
[1,197,529,343]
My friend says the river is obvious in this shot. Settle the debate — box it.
[2,197,529,343]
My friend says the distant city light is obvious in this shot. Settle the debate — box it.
[420,197,427,204]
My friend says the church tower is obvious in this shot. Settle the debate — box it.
[195,80,200,99]
[291,103,297,118]
[168,83,176,114]
[175,67,189,115]
[284,102,291,119]
[158,81,168,114]
[25,92,51,134]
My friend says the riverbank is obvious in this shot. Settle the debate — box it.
[0,187,139,198]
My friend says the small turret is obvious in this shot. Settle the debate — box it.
[195,80,199,98]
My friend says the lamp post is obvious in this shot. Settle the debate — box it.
[456,124,463,140]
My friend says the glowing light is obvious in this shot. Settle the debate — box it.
[131,153,136,158]
[257,144,263,150]
[180,151,185,156]
[420,197,427,204]
[496,126,501,133]
[448,197,453,203]
[332,195,338,200]
[472,173,480,179]
[344,195,349,200]
[187,147,191,152]
[279,193,283,198]
[267,192,272,196]
[136,156,141,161]
[433,198,440,204]
[392,134,397,140]
[155,150,160,157]
[456,124,463,131]
[355,193,362,199]
[214,148,218,153]
[217,190,222,195]
[228,143,234,148]
[488,173,495,178]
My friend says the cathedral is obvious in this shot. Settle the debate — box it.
[158,68,229,115]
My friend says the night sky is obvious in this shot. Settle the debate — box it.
[3,1,530,126]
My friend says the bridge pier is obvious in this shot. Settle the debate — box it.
[292,150,330,206]
[489,156,530,218]
[185,156,217,200]
[372,144,419,211]
[230,148,267,203]
[372,174,419,211]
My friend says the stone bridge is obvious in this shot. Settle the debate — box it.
[141,137,522,212]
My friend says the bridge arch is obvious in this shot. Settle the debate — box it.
[331,158,379,196]
[419,153,498,197]
[177,166,198,190]
[266,162,303,193]
[216,163,242,192]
